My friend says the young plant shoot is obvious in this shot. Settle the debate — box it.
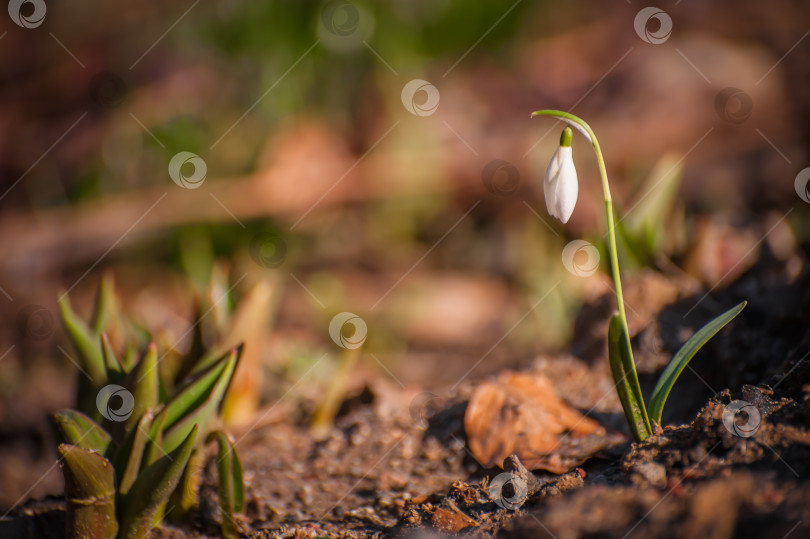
[531,110,746,441]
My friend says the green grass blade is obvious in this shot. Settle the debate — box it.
[649,301,747,425]
[608,314,652,441]
[53,410,111,455]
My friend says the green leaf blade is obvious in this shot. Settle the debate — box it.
[59,295,106,385]
[124,343,159,434]
[54,410,112,455]
[117,411,154,496]
[118,425,198,539]
[649,301,747,424]
[101,333,127,384]
[160,348,237,430]
[608,314,652,442]
[91,273,116,336]
[159,348,239,453]
[207,431,245,539]
[58,444,118,539]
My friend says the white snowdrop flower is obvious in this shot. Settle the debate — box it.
[544,126,578,224]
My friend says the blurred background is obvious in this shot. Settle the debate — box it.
[1,0,809,512]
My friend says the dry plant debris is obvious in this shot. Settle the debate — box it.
[464,370,621,473]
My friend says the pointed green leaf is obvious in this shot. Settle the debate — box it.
[58,444,118,539]
[167,449,204,524]
[160,350,230,428]
[118,425,198,539]
[124,343,159,434]
[143,410,166,468]
[608,314,652,441]
[101,333,127,381]
[173,297,207,384]
[161,349,239,453]
[117,411,154,496]
[54,410,111,455]
[123,346,138,372]
[649,301,747,424]
[59,444,116,500]
[91,273,116,336]
[59,294,106,385]
[207,431,244,539]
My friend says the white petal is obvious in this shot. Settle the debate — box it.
[544,150,562,219]
[544,146,578,224]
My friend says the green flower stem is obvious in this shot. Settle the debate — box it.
[531,110,652,440]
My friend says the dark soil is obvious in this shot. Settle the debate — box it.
[4,253,810,539]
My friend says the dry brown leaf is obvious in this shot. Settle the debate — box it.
[465,371,618,473]
[430,504,479,533]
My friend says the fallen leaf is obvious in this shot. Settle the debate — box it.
[429,503,478,533]
[464,371,619,473]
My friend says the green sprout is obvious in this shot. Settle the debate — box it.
[532,110,746,441]
[55,278,246,538]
